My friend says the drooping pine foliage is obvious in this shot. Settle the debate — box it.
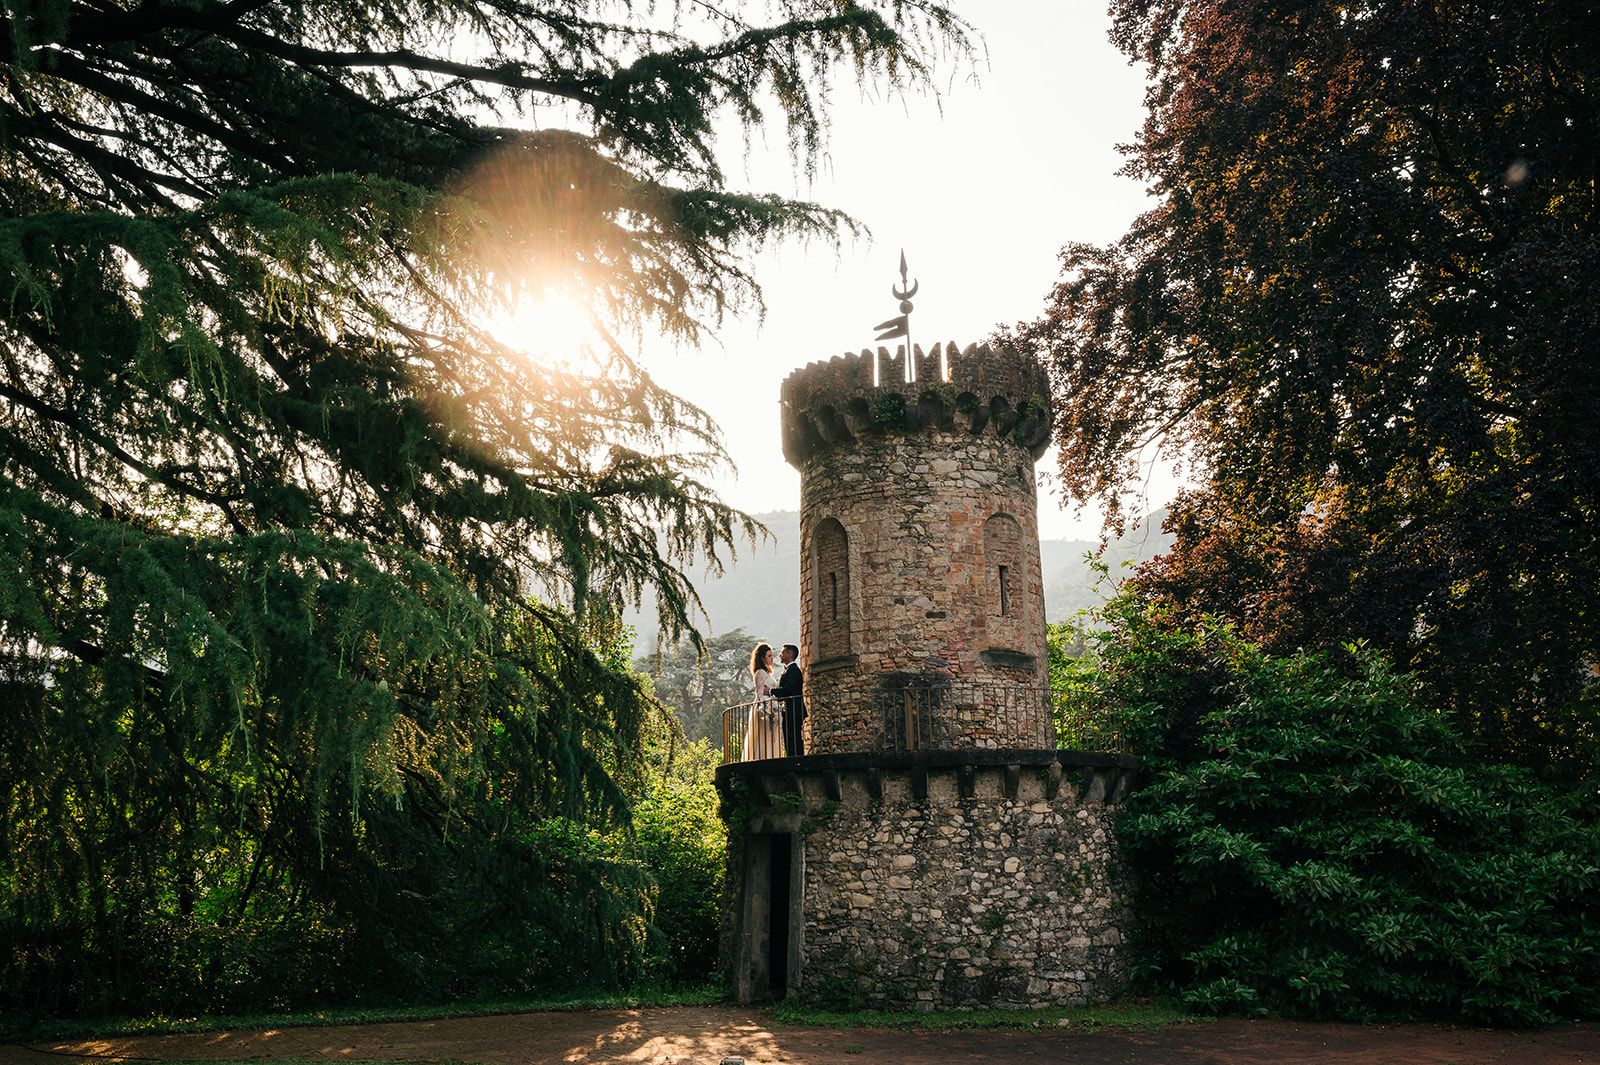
[1013,0,1600,769]
[1070,597,1600,1026]
[0,0,972,1020]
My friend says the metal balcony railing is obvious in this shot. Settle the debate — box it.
[1054,694,1131,754]
[877,681,1045,752]
[720,697,802,763]
[719,683,1130,764]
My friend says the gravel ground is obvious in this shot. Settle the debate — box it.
[4,1005,1596,1065]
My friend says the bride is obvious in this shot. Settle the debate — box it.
[743,642,784,761]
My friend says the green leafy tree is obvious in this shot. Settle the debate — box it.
[1045,619,1085,696]
[1012,0,1599,768]
[637,627,756,743]
[628,735,726,986]
[1079,597,1600,1025]
[0,0,971,1019]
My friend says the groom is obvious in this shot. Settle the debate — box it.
[773,644,806,756]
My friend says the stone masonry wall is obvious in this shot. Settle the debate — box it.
[799,430,1049,753]
[718,754,1135,1010]
[798,765,1130,1008]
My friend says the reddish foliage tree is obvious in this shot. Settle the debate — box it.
[1010,0,1600,769]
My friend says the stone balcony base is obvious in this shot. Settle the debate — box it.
[716,749,1138,1009]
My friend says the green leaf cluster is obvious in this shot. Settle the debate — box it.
[627,736,727,986]
[1079,597,1600,1026]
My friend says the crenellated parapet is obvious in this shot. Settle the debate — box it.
[780,341,1053,466]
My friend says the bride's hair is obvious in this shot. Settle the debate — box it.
[749,642,772,676]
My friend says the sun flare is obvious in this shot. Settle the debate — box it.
[484,291,605,371]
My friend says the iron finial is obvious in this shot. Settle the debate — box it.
[873,250,918,381]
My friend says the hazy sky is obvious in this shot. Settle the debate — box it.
[508,2,1183,540]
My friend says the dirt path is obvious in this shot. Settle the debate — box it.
[3,1006,1595,1065]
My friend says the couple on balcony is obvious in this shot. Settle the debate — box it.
[745,642,804,760]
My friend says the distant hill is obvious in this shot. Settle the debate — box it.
[1039,510,1174,620]
[622,509,1173,648]
[624,510,802,651]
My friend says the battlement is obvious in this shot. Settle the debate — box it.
[779,341,1053,465]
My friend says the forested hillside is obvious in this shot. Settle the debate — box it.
[1040,510,1173,620]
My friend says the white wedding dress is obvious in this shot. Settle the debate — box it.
[743,667,784,760]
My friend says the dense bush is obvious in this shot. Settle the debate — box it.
[0,612,675,1030]
[0,610,729,1035]
[1071,598,1600,1026]
[630,738,727,986]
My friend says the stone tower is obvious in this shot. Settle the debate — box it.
[780,341,1053,752]
[717,339,1134,1011]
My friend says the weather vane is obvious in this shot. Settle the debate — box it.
[873,250,919,381]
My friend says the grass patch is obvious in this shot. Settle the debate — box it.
[768,998,1198,1031]
[17,986,725,1043]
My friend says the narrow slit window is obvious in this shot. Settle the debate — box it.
[814,517,851,659]
[985,513,1022,628]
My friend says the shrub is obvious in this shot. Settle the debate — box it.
[629,738,726,986]
[1078,599,1600,1025]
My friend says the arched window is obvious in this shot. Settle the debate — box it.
[814,517,851,660]
[983,513,1023,623]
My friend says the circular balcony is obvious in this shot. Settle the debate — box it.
[719,681,1132,764]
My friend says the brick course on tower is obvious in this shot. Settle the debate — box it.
[780,340,1053,752]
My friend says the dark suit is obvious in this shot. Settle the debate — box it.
[773,661,806,756]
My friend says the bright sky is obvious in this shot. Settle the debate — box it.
[502,2,1185,540]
